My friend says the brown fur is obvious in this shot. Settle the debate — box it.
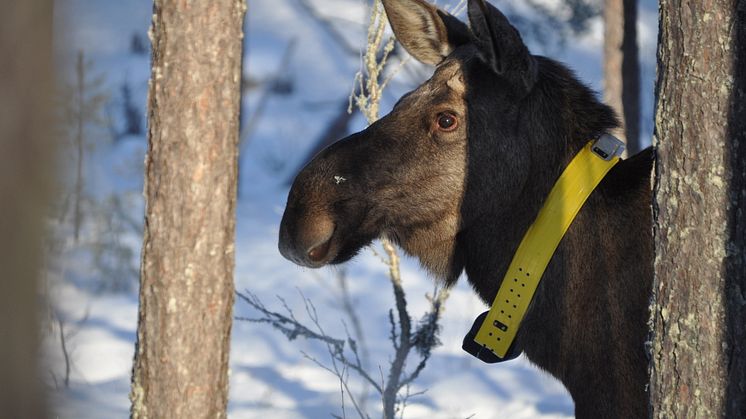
[381,60,469,278]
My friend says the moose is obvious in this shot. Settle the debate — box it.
[279,0,653,417]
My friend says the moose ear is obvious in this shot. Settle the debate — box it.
[382,0,470,66]
[467,0,537,92]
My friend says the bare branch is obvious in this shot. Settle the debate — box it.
[237,290,383,395]
[239,39,297,147]
[236,291,345,349]
[295,0,360,55]
[57,317,71,388]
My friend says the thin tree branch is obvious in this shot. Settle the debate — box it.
[295,0,361,55]
[239,39,297,147]
[236,290,383,395]
[57,317,71,388]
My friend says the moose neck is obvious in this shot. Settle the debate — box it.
[457,57,619,306]
[457,151,574,305]
[452,56,656,417]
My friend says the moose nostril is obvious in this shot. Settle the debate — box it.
[307,238,332,263]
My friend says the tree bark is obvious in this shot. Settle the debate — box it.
[0,1,54,418]
[130,1,246,418]
[603,0,640,153]
[650,0,746,417]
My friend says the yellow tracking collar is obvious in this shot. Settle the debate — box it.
[470,134,625,359]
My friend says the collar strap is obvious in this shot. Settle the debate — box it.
[463,134,625,361]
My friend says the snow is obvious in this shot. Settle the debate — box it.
[46,0,658,417]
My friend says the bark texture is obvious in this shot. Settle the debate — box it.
[603,0,640,153]
[650,0,746,417]
[130,1,246,418]
[0,1,54,418]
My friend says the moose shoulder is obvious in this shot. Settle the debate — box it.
[279,0,654,417]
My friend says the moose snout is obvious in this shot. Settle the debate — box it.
[278,208,336,268]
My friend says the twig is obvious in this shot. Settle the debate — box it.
[336,270,372,410]
[236,291,344,348]
[73,51,85,243]
[382,251,411,417]
[340,365,347,419]
[398,385,428,419]
[295,0,361,55]
[336,269,369,366]
[236,290,382,395]
[58,317,71,388]
[110,193,143,234]
[367,244,390,266]
[239,39,297,147]
[52,307,90,389]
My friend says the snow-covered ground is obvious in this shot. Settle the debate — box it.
[46,0,658,418]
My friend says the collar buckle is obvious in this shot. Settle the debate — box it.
[592,134,625,160]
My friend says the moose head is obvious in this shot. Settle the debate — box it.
[279,0,615,283]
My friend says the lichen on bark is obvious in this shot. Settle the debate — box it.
[650,1,746,417]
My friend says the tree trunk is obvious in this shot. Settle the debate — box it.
[0,1,54,418]
[130,1,246,418]
[603,0,640,153]
[650,1,746,417]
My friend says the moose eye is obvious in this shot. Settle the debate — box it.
[436,112,458,131]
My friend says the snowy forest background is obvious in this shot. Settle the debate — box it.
[45,0,657,417]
